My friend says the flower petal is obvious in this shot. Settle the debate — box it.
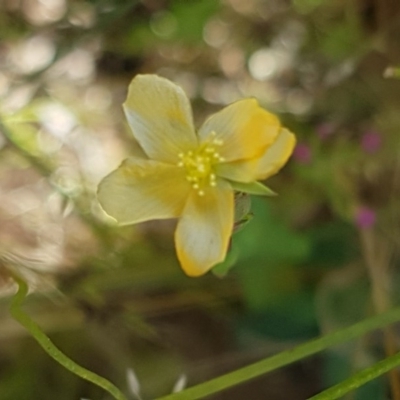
[175,183,234,276]
[216,128,296,182]
[98,157,190,225]
[123,75,197,163]
[253,128,296,180]
[198,99,280,162]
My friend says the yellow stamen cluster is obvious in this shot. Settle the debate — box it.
[177,132,224,196]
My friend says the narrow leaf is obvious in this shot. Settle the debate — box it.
[309,351,400,400]
[229,180,277,196]
[154,306,400,400]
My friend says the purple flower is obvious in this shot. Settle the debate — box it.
[355,207,376,229]
[293,143,312,164]
[361,130,381,154]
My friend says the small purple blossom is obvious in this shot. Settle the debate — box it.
[361,130,382,154]
[355,207,376,229]
[293,143,312,164]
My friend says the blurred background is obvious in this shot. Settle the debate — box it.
[0,0,400,399]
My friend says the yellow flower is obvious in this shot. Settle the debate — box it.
[97,75,295,276]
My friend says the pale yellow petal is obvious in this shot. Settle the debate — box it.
[216,128,296,182]
[98,157,190,225]
[254,128,296,180]
[175,183,234,276]
[198,99,280,162]
[124,75,197,163]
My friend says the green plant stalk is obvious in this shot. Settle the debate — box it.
[309,350,400,400]
[9,273,127,400]
[156,307,400,400]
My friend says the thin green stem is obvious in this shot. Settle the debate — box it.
[9,272,127,400]
[156,307,400,400]
[309,351,400,400]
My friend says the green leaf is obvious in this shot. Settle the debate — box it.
[234,192,251,223]
[233,198,311,310]
[233,213,253,233]
[229,181,277,196]
[212,246,239,277]
[234,198,310,266]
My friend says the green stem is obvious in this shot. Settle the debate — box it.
[309,351,400,400]
[9,272,127,400]
[156,307,400,400]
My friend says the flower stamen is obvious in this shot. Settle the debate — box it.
[177,132,224,195]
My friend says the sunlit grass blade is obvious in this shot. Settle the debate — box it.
[155,307,400,400]
[309,351,400,399]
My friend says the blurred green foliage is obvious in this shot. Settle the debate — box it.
[0,0,400,399]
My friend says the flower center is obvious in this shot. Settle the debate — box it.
[177,132,224,196]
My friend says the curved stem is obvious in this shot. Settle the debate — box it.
[155,306,400,400]
[9,272,127,400]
